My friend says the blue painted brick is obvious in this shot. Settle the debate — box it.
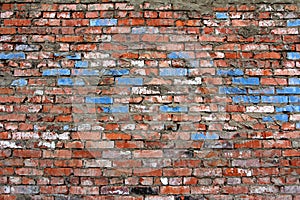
[287,19,300,27]
[90,19,118,26]
[167,52,191,59]
[115,77,143,85]
[296,123,300,129]
[11,79,28,87]
[75,61,88,68]
[160,105,188,113]
[85,96,113,104]
[248,87,275,94]
[217,69,244,76]
[277,87,300,94]
[103,69,129,76]
[289,78,300,85]
[262,116,273,122]
[66,53,81,60]
[287,52,300,60]
[261,96,288,103]
[159,68,187,76]
[132,27,159,34]
[216,12,229,19]
[63,125,69,131]
[101,107,111,113]
[289,96,300,103]
[111,105,129,113]
[72,69,99,76]
[274,114,289,122]
[191,132,219,140]
[101,106,129,113]
[57,78,85,86]
[219,87,247,94]
[276,105,300,112]
[43,69,70,76]
[232,96,260,103]
[263,114,288,122]
[0,52,25,60]
[232,77,259,85]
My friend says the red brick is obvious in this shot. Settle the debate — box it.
[254,52,281,59]
[40,186,68,194]
[4,19,31,26]
[235,140,262,148]
[261,78,287,85]
[283,149,300,157]
[13,150,41,158]
[44,168,73,176]
[160,186,190,194]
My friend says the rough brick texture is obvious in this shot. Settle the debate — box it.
[0,1,300,199]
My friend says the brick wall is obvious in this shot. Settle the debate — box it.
[0,1,300,199]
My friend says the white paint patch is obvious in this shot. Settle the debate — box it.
[38,141,55,149]
[0,141,22,149]
[132,87,160,95]
[131,60,144,67]
[34,90,44,96]
[174,77,202,85]
[160,177,168,185]
[246,106,274,113]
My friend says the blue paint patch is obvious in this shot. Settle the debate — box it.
[57,78,85,86]
[289,96,300,103]
[75,61,88,68]
[11,79,28,87]
[219,87,247,94]
[248,87,275,94]
[232,77,259,85]
[160,105,188,113]
[72,69,99,76]
[276,105,300,112]
[262,114,288,122]
[101,105,129,113]
[167,52,191,59]
[90,19,118,26]
[0,52,25,60]
[54,53,81,60]
[289,78,300,85]
[274,114,289,122]
[111,105,129,113]
[216,12,229,19]
[277,87,300,94]
[262,116,273,122]
[296,123,300,129]
[66,54,81,60]
[232,96,260,103]
[101,107,111,113]
[159,68,187,76]
[287,19,300,27]
[132,27,159,34]
[261,96,288,103]
[43,69,70,76]
[63,125,69,131]
[217,69,244,76]
[85,96,113,104]
[191,132,219,140]
[103,69,129,76]
[115,77,143,85]
[287,52,300,60]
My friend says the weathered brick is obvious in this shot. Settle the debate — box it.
[90,19,118,26]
